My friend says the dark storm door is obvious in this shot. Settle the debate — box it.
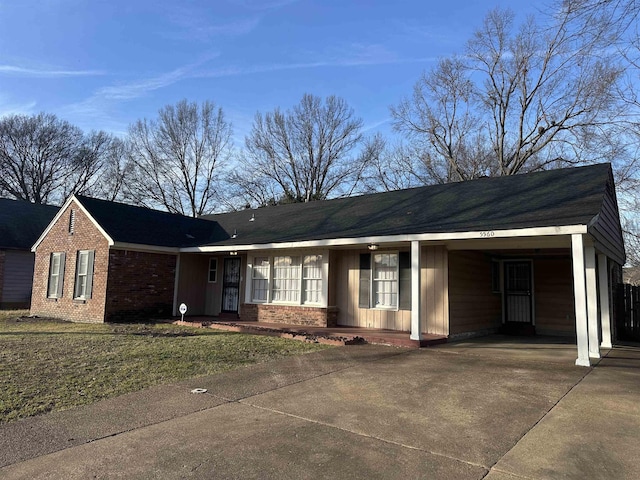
[504,261,533,324]
[221,257,241,313]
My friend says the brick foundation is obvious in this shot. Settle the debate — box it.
[241,303,337,327]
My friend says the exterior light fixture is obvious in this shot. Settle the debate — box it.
[229,251,238,256]
[368,244,379,251]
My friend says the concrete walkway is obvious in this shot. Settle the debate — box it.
[1,336,639,479]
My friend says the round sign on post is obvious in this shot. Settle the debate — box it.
[179,303,187,321]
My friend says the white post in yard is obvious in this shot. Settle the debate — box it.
[571,234,590,367]
[598,253,613,349]
[585,246,600,359]
[410,240,422,341]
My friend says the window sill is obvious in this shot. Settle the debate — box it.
[46,297,59,302]
[247,301,327,308]
[73,298,87,304]
[371,306,399,311]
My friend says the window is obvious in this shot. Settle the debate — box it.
[303,255,322,304]
[74,250,95,300]
[250,254,324,305]
[272,256,301,303]
[373,253,398,308]
[360,251,409,310]
[252,257,270,302]
[47,252,65,298]
[208,258,218,283]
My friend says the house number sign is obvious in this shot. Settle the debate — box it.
[479,231,495,238]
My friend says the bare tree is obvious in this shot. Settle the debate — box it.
[88,137,133,202]
[391,6,625,183]
[0,113,112,205]
[231,94,373,206]
[126,99,232,217]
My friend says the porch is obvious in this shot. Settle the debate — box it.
[173,316,448,348]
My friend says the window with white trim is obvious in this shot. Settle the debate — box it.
[272,255,301,303]
[47,252,65,298]
[74,250,95,300]
[372,252,398,308]
[252,256,270,302]
[302,255,322,304]
[208,258,218,283]
[250,254,324,305]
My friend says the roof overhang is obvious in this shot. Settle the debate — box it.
[180,225,588,253]
[111,242,180,254]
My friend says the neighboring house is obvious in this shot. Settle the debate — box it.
[30,163,625,367]
[0,199,59,309]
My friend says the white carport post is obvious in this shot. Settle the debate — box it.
[410,240,422,341]
[598,253,613,349]
[571,234,590,367]
[585,246,600,359]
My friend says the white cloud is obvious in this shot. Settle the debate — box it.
[227,0,301,11]
[0,64,104,77]
[0,96,37,117]
[195,46,436,79]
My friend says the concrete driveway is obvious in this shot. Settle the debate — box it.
[1,336,639,479]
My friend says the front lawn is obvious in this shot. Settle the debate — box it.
[0,311,330,423]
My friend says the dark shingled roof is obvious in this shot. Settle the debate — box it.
[201,163,613,246]
[75,195,227,248]
[73,163,613,248]
[0,199,59,250]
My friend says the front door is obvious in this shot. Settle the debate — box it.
[222,257,241,313]
[504,261,533,324]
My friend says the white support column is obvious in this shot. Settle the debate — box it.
[598,253,613,349]
[585,246,600,359]
[571,234,590,367]
[410,240,422,341]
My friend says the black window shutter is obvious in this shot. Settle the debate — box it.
[399,251,411,310]
[359,253,371,308]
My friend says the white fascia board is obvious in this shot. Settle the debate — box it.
[111,242,180,254]
[31,194,115,252]
[180,225,588,253]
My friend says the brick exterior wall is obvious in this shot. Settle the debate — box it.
[30,201,109,323]
[104,249,177,322]
[241,303,334,327]
[0,250,5,306]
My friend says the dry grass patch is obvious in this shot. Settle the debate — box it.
[0,311,330,422]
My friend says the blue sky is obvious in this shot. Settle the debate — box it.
[0,0,537,142]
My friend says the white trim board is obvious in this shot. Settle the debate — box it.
[181,225,588,253]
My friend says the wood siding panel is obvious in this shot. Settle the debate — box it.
[204,255,224,316]
[422,245,449,335]
[534,256,576,335]
[335,250,409,330]
[448,251,501,335]
[2,250,34,304]
[176,253,208,316]
[589,177,625,264]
